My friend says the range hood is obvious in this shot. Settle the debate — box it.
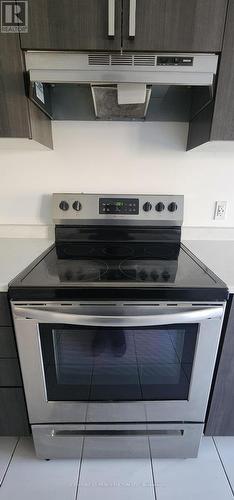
[25,52,218,122]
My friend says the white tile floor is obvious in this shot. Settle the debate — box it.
[0,436,234,499]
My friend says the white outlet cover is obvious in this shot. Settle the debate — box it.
[214,201,227,220]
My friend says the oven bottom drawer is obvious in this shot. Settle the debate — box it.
[32,423,203,459]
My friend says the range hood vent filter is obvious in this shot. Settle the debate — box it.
[91,85,152,120]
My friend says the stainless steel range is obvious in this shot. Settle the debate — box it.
[9,193,228,459]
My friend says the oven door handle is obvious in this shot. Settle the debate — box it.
[13,306,224,327]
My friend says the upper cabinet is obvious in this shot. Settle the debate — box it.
[122,0,228,52]
[0,33,52,148]
[187,0,234,149]
[0,34,30,139]
[21,0,227,53]
[210,0,234,141]
[20,0,122,51]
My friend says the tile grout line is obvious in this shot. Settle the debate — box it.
[0,437,20,488]
[212,437,234,497]
[75,436,85,500]
[148,437,158,500]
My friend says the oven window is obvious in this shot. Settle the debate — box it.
[39,324,198,402]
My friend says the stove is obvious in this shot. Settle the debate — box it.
[9,193,228,459]
[10,193,226,301]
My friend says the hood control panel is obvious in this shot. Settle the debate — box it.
[157,56,193,66]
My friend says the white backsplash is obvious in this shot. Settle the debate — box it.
[1,121,234,234]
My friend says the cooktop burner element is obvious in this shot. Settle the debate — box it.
[57,257,178,283]
[8,193,228,302]
[62,259,109,282]
[120,259,176,282]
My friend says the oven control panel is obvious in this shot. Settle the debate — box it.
[53,193,184,226]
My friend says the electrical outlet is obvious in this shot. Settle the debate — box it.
[214,201,227,220]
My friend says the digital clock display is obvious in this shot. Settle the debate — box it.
[99,198,139,215]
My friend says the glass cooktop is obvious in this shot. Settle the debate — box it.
[15,244,222,289]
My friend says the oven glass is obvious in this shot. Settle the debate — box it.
[39,324,198,401]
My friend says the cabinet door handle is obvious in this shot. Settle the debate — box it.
[129,0,137,38]
[108,0,115,37]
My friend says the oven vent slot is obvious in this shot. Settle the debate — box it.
[17,303,46,306]
[192,303,219,307]
[123,303,160,307]
[80,303,117,307]
[53,429,184,437]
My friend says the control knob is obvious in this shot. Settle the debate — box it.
[162,271,170,282]
[151,271,159,281]
[143,202,152,212]
[139,270,148,281]
[72,201,82,212]
[155,202,165,212]
[59,200,69,211]
[168,202,178,212]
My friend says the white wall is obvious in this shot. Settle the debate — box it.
[1,121,234,231]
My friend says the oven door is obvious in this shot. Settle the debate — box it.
[12,302,224,424]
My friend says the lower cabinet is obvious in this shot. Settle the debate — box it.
[0,389,29,435]
[0,293,29,436]
[205,295,234,435]
[0,358,22,386]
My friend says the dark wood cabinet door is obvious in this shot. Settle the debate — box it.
[0,294,12,326]
[0,293,29,436]
[0,389,30,435]
[0,34,30,138]
[206,296,234,436]
[211,0,234,141]
[0,33,52,147]
[123,0,228,52]
[20,0,122,50]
